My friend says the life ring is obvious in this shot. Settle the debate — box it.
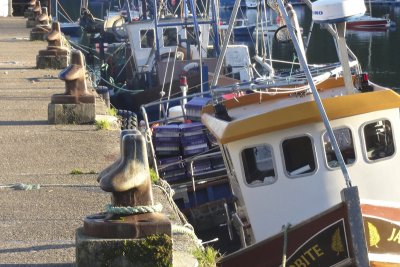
[181,62,199,76]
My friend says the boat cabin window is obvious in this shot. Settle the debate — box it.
[363,120,394,161]
[163,28,178,47]
[323,127,355,168]
[282,136,316,177]
[241,145,276,186]
[140,29,155,48]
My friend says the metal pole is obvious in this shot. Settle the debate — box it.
[8,0,12,16]
[153,0,161,60]
[210,0,241,90]
[188,0,204,93]
[210,0,220,56]
[336,22,354,93]
[276,0,352,188]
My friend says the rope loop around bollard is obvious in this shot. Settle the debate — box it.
[106,203,163,215]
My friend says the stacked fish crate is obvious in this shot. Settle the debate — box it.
[152,97,227,186]
[180,122,209,157]
[185,97,212,121]
[157,156,187,183]
[153,125,187,184]
[153,125,181,157]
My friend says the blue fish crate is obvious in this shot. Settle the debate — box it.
[185,97,212,121]
[154,136,181,143]
[182,143,209,156]
[180,134,208,144]
[153,124,180,137]
[154,140,181,156]
[179,122,205,136]
[181,134,208,146]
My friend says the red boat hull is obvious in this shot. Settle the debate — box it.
[217,202,400,267]
[347,19,390,30]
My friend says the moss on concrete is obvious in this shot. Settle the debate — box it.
[76,228,173,267]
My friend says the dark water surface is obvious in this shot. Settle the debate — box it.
[221,4,400,91]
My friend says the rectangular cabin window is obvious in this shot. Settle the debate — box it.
[140,29,154,48]
[241,145,276,186]
[363,120,395,161]
[163,28,178,47]
[323,127,355,168]
[282,136,316,177]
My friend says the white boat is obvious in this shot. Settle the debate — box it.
[220,18,256,37]
[198,0,400,265]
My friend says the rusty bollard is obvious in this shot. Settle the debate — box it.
[97,129,137,182]
[76,132,172,267]
[30,7,51,41]
[51,50,95,104]
[48,50,95,124]
[24,0,37,19]
[86,131,171,237]
[36,21,70,69]
[26,0,41,28]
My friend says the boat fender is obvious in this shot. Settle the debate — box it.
[181,62,199,75]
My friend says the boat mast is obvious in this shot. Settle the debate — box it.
[276,0,353,188]
[82,0,88,9]
[210,0,241,89]
[188,0,204,93]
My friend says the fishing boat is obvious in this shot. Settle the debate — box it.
[109,0,253,120]
[197,0,400,265]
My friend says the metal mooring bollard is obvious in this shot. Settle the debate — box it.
[37,21,70,69]
[50,50,94,104]
[84,131,171,238]
[26,0,41,28]
[76,131,172,267]
[30,7,51,41]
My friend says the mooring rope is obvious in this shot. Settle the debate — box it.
[0,183,41,190]
[106,203,163,214]
[172,224,202,247]
[0,183,98,190]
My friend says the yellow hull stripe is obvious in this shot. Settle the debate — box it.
[202,89,400,144]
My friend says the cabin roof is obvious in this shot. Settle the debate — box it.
[201,79,400,144]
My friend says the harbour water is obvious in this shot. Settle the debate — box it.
[221,4,400,92]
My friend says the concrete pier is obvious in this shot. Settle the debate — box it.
[0,17,198,266]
